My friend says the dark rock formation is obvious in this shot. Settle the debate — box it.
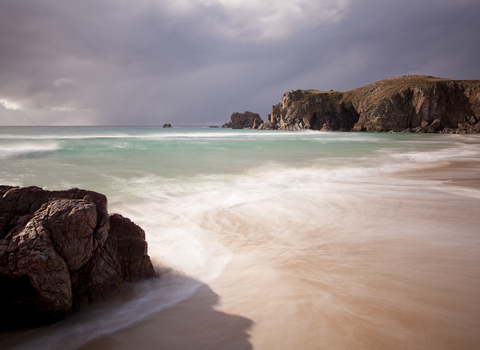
[265,76,480,133]
[0,186,158,329]
[267,90,359,131]
[163,123,172,128]
[222,111,263,129]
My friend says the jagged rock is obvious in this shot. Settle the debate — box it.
[252,118,263,130]
[268,89,359,131]
[163,124,172,128]
[262,121,279,130]
[222,111,263,129]
[0,186,158,329]
[426,118,442,133]
[267,76,480,133]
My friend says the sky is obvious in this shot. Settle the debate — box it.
[0,0,479,126]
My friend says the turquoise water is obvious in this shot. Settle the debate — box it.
[0,126,462,187]
[1,127,480,350]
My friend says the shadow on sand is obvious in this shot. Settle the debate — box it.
[79,282,253,350]
[0,273,253,350]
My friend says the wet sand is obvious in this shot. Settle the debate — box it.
[3,134,480,350]
[78,150,480,350]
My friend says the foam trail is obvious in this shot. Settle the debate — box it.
[0,142,59,159]
[1,127,480,350]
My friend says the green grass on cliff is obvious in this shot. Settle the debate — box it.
[283,75,480,113]
[344,75,480,106]
[304,75,479,99]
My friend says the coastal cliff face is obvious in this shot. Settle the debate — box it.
[0,186,158,329]
[266,76,480,133]
[267,89,359,131]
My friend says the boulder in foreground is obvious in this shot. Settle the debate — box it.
[0,186,158,329]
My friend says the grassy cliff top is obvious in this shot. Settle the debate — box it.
[280,75,480,108]
[348,75,479,94]
[343,75,480,104]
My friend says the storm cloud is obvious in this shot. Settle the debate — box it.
[1,0,479,125]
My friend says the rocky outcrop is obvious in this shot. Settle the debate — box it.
[0,186,158,329]
[163,123,172,128]
[222,111,263,129]
[265,76,480,133]
[267,90,359,131]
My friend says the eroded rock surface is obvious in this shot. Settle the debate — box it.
[0,186,158,329]
[265,75,480,133]
[222,111,263,129]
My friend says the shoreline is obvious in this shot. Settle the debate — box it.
[392,135,480,190]
[2,131,480,350]
[78,140,480,350]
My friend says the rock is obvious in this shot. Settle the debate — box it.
[163,124,172,128]
[426,118,442,133]
[0,186,158,329]
[267,76,480,133]
[262,121,279,130]
[252,118,263,130]
[268,89,358,132]
[222,111,263,129]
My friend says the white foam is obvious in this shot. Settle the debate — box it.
[0,142,60,159]
[0,130,304,141]
[0,133,130,140]
[3,130,480,349]
[389,145,480,163]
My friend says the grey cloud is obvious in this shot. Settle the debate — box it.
[0,0,479,125]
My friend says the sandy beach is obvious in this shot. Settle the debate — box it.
[78,136,480,350]
[2,130,480,350]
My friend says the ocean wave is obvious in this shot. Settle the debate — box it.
[389,144,480,163]
[5,132,479,349]
[0,142,60,159]
[0,133,133,140]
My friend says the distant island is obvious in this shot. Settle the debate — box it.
[223,75,480,133]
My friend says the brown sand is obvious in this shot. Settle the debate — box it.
[78,148,480,350]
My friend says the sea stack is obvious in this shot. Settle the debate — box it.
[222,111,263,129]
[0,186,158,329]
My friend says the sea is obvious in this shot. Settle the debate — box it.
[1,126,480,350]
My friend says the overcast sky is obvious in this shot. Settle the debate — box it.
[1,0,479,126]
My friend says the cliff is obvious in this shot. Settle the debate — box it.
[266,75,480,133]
[0,186,158,329]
